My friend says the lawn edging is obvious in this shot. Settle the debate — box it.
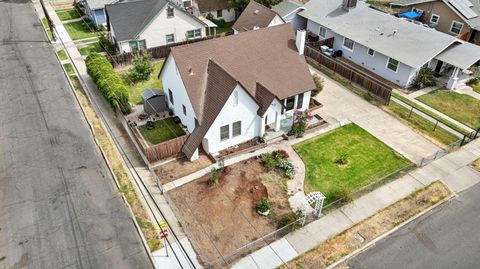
[325,181,455,269]
[53,48,160,262]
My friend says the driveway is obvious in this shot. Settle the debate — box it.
[347,181,480,269]
[311,67,440,165]
[0,1,151,268]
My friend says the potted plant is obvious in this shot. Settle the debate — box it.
[256,197,271,216]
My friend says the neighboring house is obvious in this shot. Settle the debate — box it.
[159,24,315,160]
[170,0,236,22]
[84,0,117,26]
[232,1,284,33]
[298,0,480,88]
[106,0,209,53]
[390,0,480,44]
[272,0,306,32]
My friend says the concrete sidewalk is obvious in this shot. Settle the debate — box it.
[310,67,440,165]
[233,139,480,269]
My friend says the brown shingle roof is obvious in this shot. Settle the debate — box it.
[196,0,229,13]
[232,1,280,32]
[167,24,315,158]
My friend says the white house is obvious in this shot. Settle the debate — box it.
[171,0,236,23]
[297,0,480,89]
[84,0,113,26]
[105,0,210,53]
[232,1,285,34]
[271,0,306,32]
[159,24,315,160]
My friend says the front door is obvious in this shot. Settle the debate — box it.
[434,60,443,74]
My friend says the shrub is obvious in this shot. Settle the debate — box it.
[311,74,324,96]
[128,53,154,82]
[277,159,295,178]
[467,76,480,86]
[206,13,226,28]
[261,152,278,169]
[99,33,116,54]
[289,110,312,138]
[276,211,303,230]
[256,197,271,215]
[261,150,295,178]
[411,67,437,89]
[85,53,131,113]
[209,167,219,185]
[334,153,349,166]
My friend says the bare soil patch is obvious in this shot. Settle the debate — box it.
[155,152,213,183]
[168,157,292,264]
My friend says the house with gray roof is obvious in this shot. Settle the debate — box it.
[272,0,306,31]
[105,0,210,53]
[159,24,315,160]
[298,0,480,89]
[83,0,118,26]
[390,0,480,44]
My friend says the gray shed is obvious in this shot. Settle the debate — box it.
[141,89,167,115]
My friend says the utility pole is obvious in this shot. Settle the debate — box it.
[39,0,56,41]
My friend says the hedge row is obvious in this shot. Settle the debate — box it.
[85,53,131,114]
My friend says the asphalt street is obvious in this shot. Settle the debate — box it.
[348,182,480,269]
[0,1,152,268]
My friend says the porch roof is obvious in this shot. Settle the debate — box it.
[435,42,480,70]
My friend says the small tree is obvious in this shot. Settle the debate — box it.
[290,110,312,138]
[411,67,437,89]
[311,74,324,97]
[129,53,154,82]
[99,33,116,54]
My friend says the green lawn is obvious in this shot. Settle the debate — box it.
[57,49,68,61]
[138,118,186,145]
[56,9,81,21]
[64,21,98,40]
[473,85,480,94]
[416,89,480,129]
[63,63,74,75]
[386,100,459,147]
[41,17,53,40]
[78,42,104,56]
[392,92,470,135]
[120,60,164,104]
[294,124,411,205]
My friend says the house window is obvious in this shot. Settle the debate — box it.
[232,121,241,137]
[430,14,440,24]
[220,125,229,141]
[186,29,202,39]
[296,93,304,109]
[129,40,146,52]
[183,0,191,8]
[182,104,187,116]
[168,89,174,105]
[367,48,375,56]
[217,9,223,17]
[285,96,295,111]
[319,27,326,38]
[167,6,174,18]
[343,37,354,51]
[166,34,175,44]
[387,58,399,72]
[232,91,238,106]
[450,21,463,35]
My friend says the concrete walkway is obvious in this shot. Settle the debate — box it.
[233,139,480,269]
[35,2,202,268]
[455,84,480,100]
[393,88,475,133]
[310,67,440,165]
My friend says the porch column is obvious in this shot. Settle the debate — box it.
[259,116,266,137]
[190,148,199,161]
[274,112,281,132]
[447,67,460,90]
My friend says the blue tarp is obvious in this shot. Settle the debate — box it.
[399,11,422,19]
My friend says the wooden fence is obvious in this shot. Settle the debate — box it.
[305,44,392,104]
[108,33,232,68]
[130,126,188,163]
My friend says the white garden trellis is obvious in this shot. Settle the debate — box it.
[300,191,326,225]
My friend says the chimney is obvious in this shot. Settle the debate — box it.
[342,0,357,11]
[296,29,306,55]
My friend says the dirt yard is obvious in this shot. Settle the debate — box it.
[155,152,213,184]
[168,156,292,264]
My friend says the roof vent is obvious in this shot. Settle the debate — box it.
[188,66,194,75]
[253,26,260,30]
[342,0,357,11]
[254,9,259,14]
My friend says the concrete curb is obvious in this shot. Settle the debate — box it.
[326,181,456,269]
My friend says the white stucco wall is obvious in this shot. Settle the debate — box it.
[203,85,260,154]
[306,20,417,87]
[268,14,285,27]
[204,8,236,22]
[283,10,307,32]
[116,6,206,53]
[161,55,197,132]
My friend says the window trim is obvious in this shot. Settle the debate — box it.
[386,57,399,73]
[449,20,463,35]
[183,0,191,8]
[285,96,295,111]
[319,26,326,38]
[232,121,241,137]
[296,93,304,109]
[217,9,223,18]
[342,37,355,52]
[129,39,146,52]
[186,29,202,39]
[430,14,440,24]
[167,6,174,18]
[367,48,375,56]
[232,91,238,106]
[220,125,229,141]
[182,104,187,116]
[166,33,175,44]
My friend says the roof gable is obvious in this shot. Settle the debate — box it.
[232,1,280,32]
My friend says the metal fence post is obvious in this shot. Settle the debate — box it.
[433,121,439,131]
[408,107,414,118]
